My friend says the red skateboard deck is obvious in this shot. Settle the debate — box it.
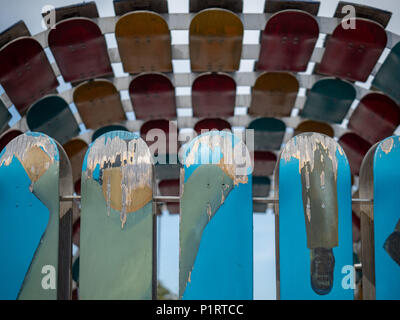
[264,0,320,16]
[294,120,334,138]
[0,129,22,152]
[113,0,168,16]
[189,9,243,72]
[49,2,99,23]
[192,73,236,117]
[248,72,299,117]
[252,151,276,177]
[0,37,59,114]
[339,132,372,176]
[140,119,179,155]
[190,0,243,13]
[348,93,400,145]
[115,11,172,73]
[129,73,176,120]
[0,20,30,49]
[318,19,387,82]
[257,10,319,72]
[194,118,232,134]
[158,179,179,214]
[48,18,113,83]
[73,79,126,129]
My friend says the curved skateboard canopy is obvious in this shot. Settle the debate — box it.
[249,72,299,117]
[91,124,129,142]
[48,18,113,83]
[129,73,176,119]
[26,95,80,145]
[192,73,236,117]
[348,93,400,144]
[0,37,58,114]
[248,117,286,151]
[294,120,335,137]
[257,10,319,72]
[0,129,23,152]
[115,11,172,73]
[73,79,126,129]
[189,8,243,72]
[339,132,372,176]
[318,18,387,82]
[194,118,232,134]
[301,78,356,124]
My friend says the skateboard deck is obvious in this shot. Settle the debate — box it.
[80,131,154,299]
[372,42,400,103]
[334,1,392,28]
[115,11,172,73]
[189,9,243,72]
[0,20,30,50]
[129,73,176,119]
[26,95,80,145]
[73,79,126,130]
[0,37,59,114]
[276,132,353,299]
[63,138,88,194]
[113,0,168,16]
[194,118,231,134]
[92,124,129,142]
[0,99,11,132]
[0,129,22,152]
[348,93,400,145]
[192,73,236,117]
[0,132,69,299]
[248,117,286,151]
[48,18,113,83]
[190,0,243,13]
[301,78,356,124]
[294,120,334,138]
[158,179,179,214]
[317,19,387,83]
[360,136,400,299]
[180,130,253,299]
[257,11,319,72]
[50,2,99,23]
[252,151,276,177]
[264,0,320,16]
[339,132,371,176]
[253,176,271,213]
[248,72,299,117]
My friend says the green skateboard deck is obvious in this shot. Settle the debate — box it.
[92,125,129,142]
[248,117,286,151]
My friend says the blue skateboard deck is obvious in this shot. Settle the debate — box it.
[0,133,61,299]
[276,133,354,299]
[180,130,253,299]
[79,131,154,299]
[360,136,400,299]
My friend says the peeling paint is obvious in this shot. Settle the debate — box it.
[381,137,394,154]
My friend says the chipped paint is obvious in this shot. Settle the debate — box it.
[380,137,394,154]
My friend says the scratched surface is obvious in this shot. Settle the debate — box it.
[79,131,153,299]
[278,133,353,299]
[180,131,253,300]
[0,133,59,300]
[373,136,400,299]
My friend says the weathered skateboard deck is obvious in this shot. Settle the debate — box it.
[0,20,30,51]
[189,9,243,72]
[294,120,334,138]
[0,129,22,152]
[276,133,353,299]
[257,10,319,72]
[0,132,72,300]
[63,138,88,194]
[180,130,253,299]
[115,11,172,73]
[0,99,11,132]
[194,118,231,134]
[48,18,113,83]
[80,131,154,299]
[129,73,176,119]
[26,95,80,145]
[248,72,299,117]
[192,73,236,117]
[348,93,400,145]
[248,117,286,151]
[334,1,392,28]
[318,19,387,82]
[92,124,129,142]
[0,37,59,114]
[339,132,371,176]
[264,0,320,16]
[190,0,243,13]
[301,78,356,124]
[372,42,400,103]
[113,0,168,16]
[158,179,179,214]
[253,176,271,213]
[73,79,126,129]
[360,136,400,299]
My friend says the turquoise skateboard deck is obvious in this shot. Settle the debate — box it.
[301,78,356,124]
[372,42,400,103]
[79,131,154,299]
[276,133,353,299]
[180,130,253,299]
[360,136,400,299]
[26,95,80,145]
[92,125,129,142]
[248,117,286,151]
[0,132,71,299]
